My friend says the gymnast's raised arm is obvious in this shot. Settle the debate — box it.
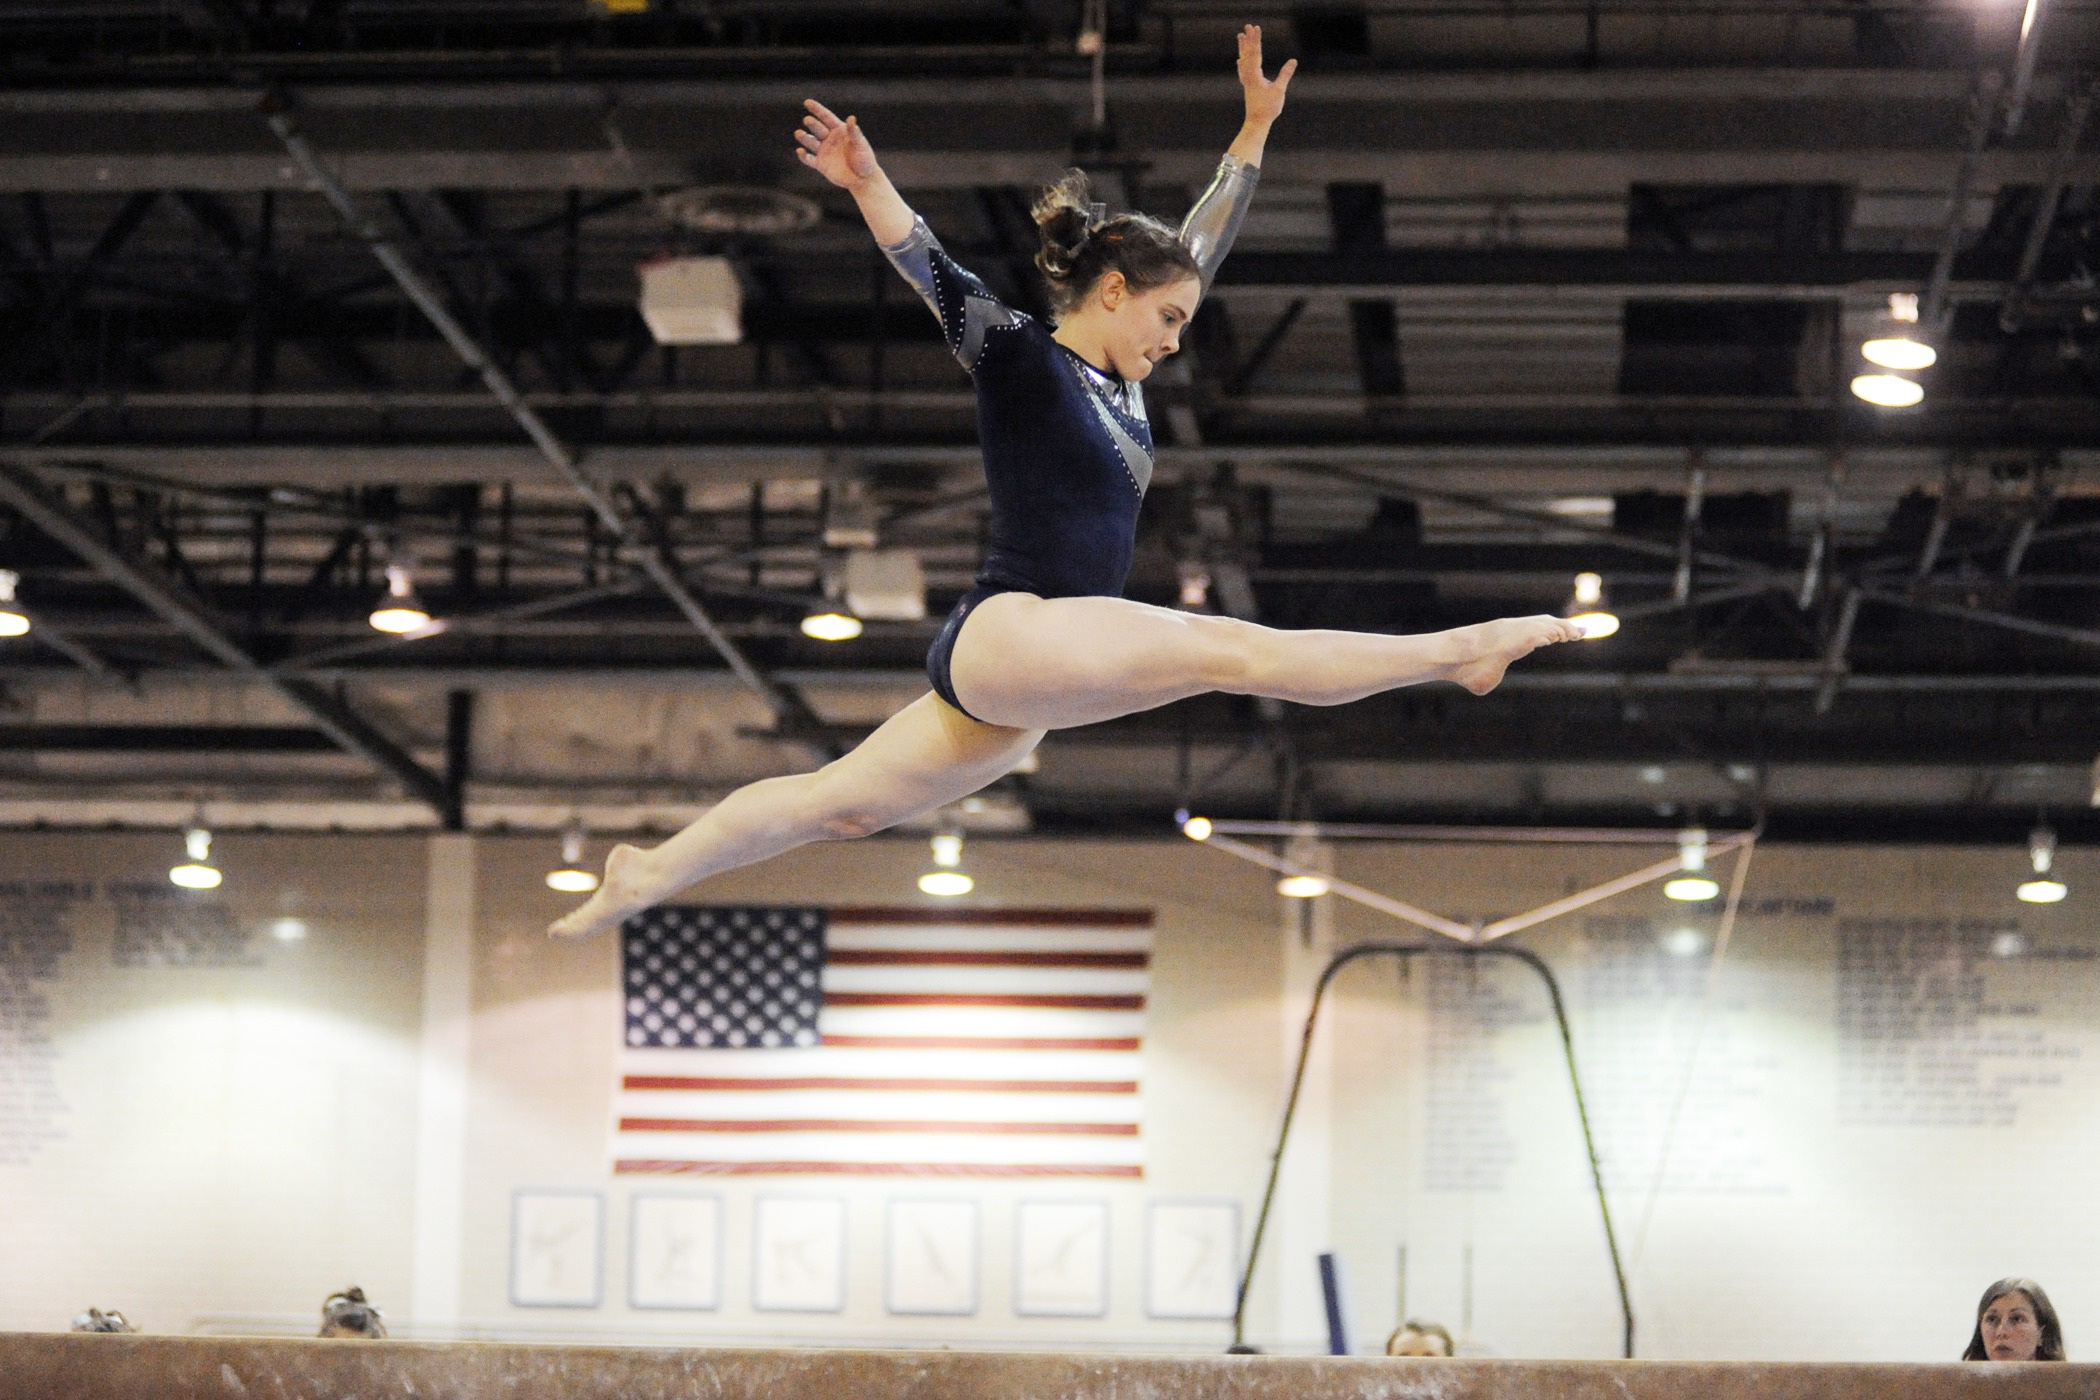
[795,98,1007,367]
[1180,23,1298,289]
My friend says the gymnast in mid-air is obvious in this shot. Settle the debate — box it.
[552,24,1582,939]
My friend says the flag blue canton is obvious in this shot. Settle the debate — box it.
[621,905,826,1050]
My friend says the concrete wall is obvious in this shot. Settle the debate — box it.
[1,831,2094,1360]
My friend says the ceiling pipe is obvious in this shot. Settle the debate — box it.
[1919,70,2005,331]
[2001,80,2097,334]
[2001,0,2050,138]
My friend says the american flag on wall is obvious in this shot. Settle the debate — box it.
[612,905,1152,1178]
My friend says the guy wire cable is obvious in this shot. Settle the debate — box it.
[1624,827,1760,1277]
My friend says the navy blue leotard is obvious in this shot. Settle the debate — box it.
[880,156,1258,720]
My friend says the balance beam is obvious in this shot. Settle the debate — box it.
[3,1335,2095,1400]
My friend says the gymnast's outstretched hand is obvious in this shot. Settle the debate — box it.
[795,99,880,190]
[1236,23,1297,128]
[795,98,915,245]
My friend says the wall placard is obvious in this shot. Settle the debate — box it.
[1144,1199,1240,1320]
[510,1190,604,1308]
[885,1198,979,1316]
[629,1193,723,1310]
[1014,1200,1109,1318]
[753,1196,847,1313]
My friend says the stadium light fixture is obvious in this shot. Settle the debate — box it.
[169,826,223,890]
[1564,571,1620,639]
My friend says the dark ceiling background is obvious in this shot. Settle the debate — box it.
[0,0,2096,843]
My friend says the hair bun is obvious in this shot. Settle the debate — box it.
[1031,168,1098,282]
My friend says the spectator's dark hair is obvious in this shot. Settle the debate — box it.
[1386,1318,1456,1356]
[70,1309,137,1334]
[1963,1278,2065,1361]
[318,1286,388,1340]
[1031,168,1200,322]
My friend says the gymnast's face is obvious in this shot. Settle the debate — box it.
[1093,272,1202,382]
[1980,1292,2042,1361]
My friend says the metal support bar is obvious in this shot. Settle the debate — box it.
[2002,81,2096,331]
[0,461,451,813]
[1920,71,2004,329]
[1229,942,1633,1358]
[1860,586,2100,649]
[443,688,474,832]
[1814,585,1862,715]
[264,99,832,749]
[1275,459,1791,587]
[2002,0,2050,137]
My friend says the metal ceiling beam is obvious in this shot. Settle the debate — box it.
[0,460,453,812]
[0,724,335,752]
[2,71,2095,194]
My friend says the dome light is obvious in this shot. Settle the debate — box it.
[369,564,433,634]
[1861,338,1937,371]
[2016,824,2067,904]
[1861,292,1937,371]
[800,611,863,642]
[1665,827,1720,901]
[1277,874,1331,899]
[545,826,600,893]
[1564,571,1620,639]
[1851,373,1924,408]
[0,570,28,638]
[169,826,223,890]
[919,831,974,896]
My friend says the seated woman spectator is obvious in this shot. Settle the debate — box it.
[1962,1278,2065,1361]
[317,1286,387,1339]
[1386,1319,1455,1356]
[69,1309,136,1333]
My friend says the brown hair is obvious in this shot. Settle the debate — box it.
[318,1286,387,1339]
[1385,1319,1455,1356]
[1963,1278,2065,1361]
[1031,168,1200,322]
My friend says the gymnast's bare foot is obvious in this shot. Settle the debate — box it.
[1447,615,1584,695]
[549,842,656,940]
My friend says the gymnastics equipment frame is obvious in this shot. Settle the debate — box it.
[1231,940,1634,1358]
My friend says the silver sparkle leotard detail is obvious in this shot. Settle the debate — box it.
[881,157,1258,717]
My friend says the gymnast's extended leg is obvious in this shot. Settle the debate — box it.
[947,592,1580,731]
[549,601,1571,939]
[549,693,1041,939]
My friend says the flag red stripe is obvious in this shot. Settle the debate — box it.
[819,1034,1141,1051]
[615,1159,1145,1178]
[829,907,1153,927]
[825,949,1149,969]
[624,1075,1137,1094]
[824,992,1144,1010]
[621,1117,1138,1136]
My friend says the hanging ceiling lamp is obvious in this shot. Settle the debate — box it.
[918,832,974,897]
[2016,824,2067,904]
[169,826,223,890]
[799,610,863,641]
[546,826,601,894]
[1563,571,1620,639]
[369,563,433,634]
[1276,873,1331,899]
[1861,292,1937,371]
[1664,827,1721,902]
[0,570,28,638]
